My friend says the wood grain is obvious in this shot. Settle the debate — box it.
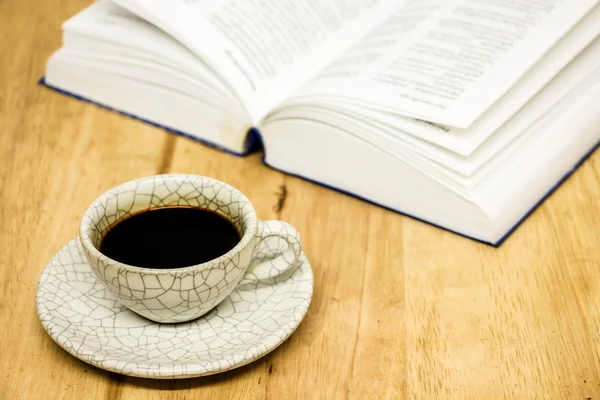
[0,0,598,398]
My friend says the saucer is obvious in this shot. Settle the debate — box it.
[36,238,313,379]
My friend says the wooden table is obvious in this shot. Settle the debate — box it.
[1,1,599,398]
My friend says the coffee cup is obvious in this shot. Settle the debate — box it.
[79,174,302,323]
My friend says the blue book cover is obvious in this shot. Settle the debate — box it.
[39,77,599,247]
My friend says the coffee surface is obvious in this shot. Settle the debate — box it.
[99,207,241,269]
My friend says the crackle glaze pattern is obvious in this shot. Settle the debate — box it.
[36,239,313,379]
[78,174,301,323]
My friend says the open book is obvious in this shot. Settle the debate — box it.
[43,0,600,245]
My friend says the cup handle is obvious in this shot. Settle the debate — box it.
[237,220,302,286]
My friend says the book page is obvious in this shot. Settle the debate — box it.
[294,0,599,128]
[309,2,600,156]
[111,0,398,121]
[60,1,245,114]
[311,0,443,81]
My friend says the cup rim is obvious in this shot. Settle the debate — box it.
[79,174,257,274]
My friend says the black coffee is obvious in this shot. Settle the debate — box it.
[99,207,241,269]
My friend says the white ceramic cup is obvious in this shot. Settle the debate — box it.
[79,174,302,323]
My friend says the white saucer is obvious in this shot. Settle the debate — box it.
[36,238,313,379]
